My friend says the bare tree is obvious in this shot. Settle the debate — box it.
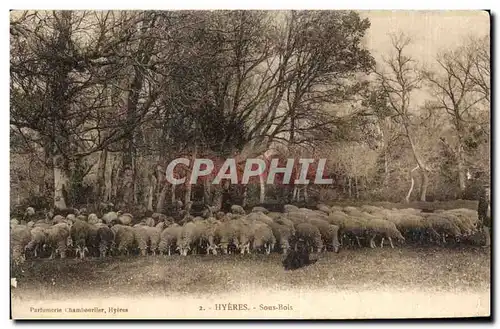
[423,35,490,193]
[374,33,430,202]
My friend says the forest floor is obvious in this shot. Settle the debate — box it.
[11,245,491,319]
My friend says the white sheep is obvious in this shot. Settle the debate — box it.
[96,224,115,257]
[11,225,31,265]
[103,212,119,225]
[134,222,166,256]
[283,204,300,213]
[231,205,246,215]
[308,217,340,253]
[70,219,94,259]
[110,224,136,256]
[176,221,206,256]
[118,213,133,226]
[159,223,182,256]
[294,222,323,253]
[87,213,100,224]
[43,222,71,259]
[250,221,276,254]
[316,203,332,215]
[251,206,269,214]
[365,219,405,249]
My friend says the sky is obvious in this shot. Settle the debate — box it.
[362,10,490,66]
[360,10,490,108]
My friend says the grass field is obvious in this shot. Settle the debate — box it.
[11,245,490,299]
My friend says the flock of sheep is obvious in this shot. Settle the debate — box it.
[10,203,481,265]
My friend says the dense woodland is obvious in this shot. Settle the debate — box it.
[10,10,490,215]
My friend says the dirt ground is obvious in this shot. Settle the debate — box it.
[10,244,491,319]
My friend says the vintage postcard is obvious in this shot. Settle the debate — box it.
[9,9,491,320]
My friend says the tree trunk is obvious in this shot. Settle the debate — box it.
[384,149,389,187]
[144,173,155,211]
[355,176,359,199]
[184,146,197,206]
[53,155,68,209]
[457,145,467,194]
[348,177,352,199]
[156,184,168,213]
[242,185,248,207]
[259,174,266,204]
[405,165,419,203]
[96,149,107,203]
[170,183,176,205]
[111,157,120,203]
[419,170,429,202]
[212,180,229,211]
[203,179,211,205]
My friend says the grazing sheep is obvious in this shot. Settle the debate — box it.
[34,219,51,227]
[231,205,246,215]
[330,206,344,212]
[87,213,100,224]
[244,220,276,255]
[85,223,102,258]
[436,212,473,236]
[316,204,332,215]
[70,219,94,259]
[97,225,115,257]
[103,212,119,225]
[110,224,136,256]
[273,216,295,233]
[423,214,462,244]
[133,222,165,256]
[22,207,36,222]
[251,206,269,214]
[366,219,405,249]
[445,209,478,233]
[339,216,370,248]
[43,223,70,259]
[177,221,206,256]
[10,219,19,229]
[11,225,31,265]
[66,214,76,223]
[286,212,308,226]
[25,227,46,258]
[325,212,347,227]
[118,213,133,226]
[267,221,294,253]
[159,223,182,256]
[215,211,227,221]
[294,222,323,253]
[52,215,66,224]
[152,212,167,222]
[246,212,274,226]
[141,217,155,227]
[214,219,250,254]
[266,212,284,220]
[387,213,440,243]
[200,218,222,255]
[308,218,340,253]
[284,204,300,213]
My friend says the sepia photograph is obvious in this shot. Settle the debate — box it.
[9,9,491,320]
